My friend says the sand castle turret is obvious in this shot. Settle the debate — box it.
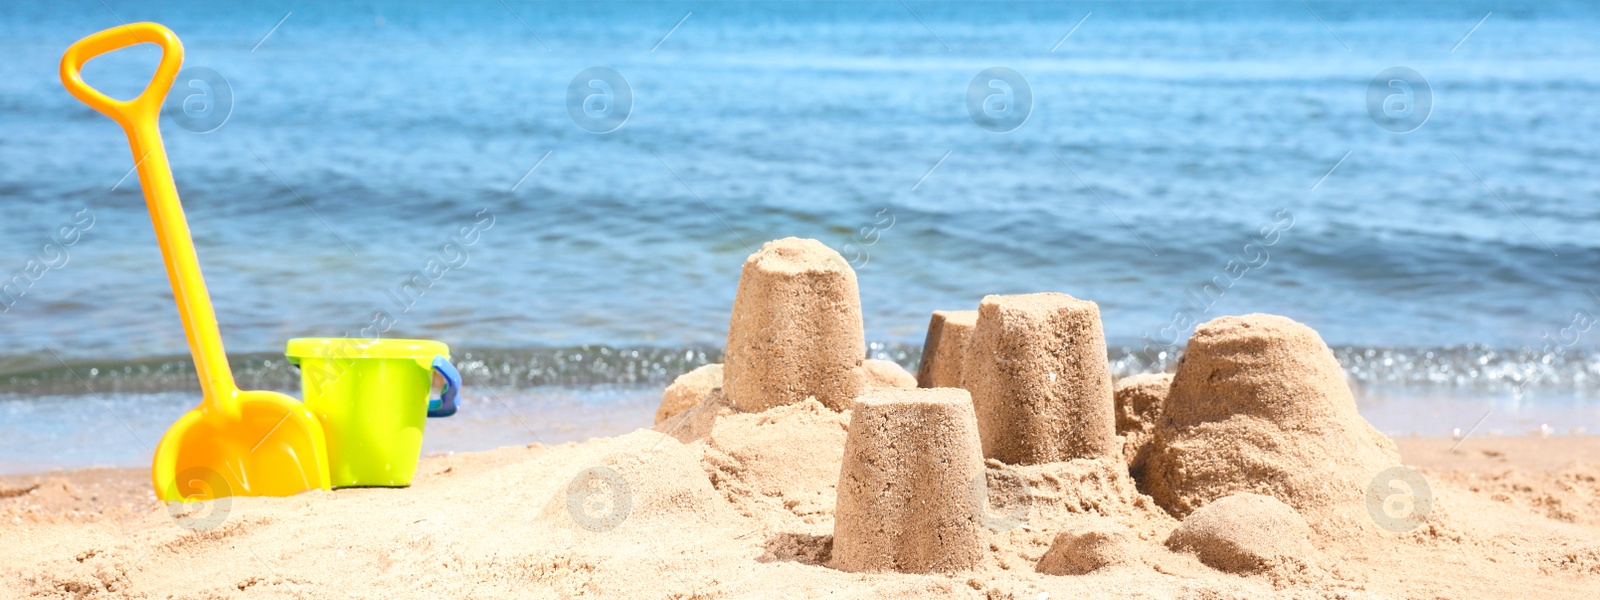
[831,388,987,573]
[1144,314,1399,520]
[961,293,1117,465]
[915,310,977,388]
[1115,373,1171,473]
[723,238,865,412]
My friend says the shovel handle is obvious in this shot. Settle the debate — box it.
[60,22,183,128]
[60,24,241,412]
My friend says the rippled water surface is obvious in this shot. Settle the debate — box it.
[1,1,1597,471]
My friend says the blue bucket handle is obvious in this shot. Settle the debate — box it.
[428,356,460,417]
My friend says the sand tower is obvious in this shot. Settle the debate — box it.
[1114,373,1171,473]
[1143,314,1399,520]
[832,388,987,573]
[915,310,977,388]
[961,293,1117,465]
[723,238,865,412]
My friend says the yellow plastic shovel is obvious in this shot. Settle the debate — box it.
[61,23,331,501]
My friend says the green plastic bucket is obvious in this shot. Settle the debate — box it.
[285,338,460,488]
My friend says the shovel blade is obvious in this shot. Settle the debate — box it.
[153,390,331,501]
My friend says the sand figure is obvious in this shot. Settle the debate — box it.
[655,363,723,424]
[831,388,987,573]
[860,359,917,389]
[1114,373,1171,473]
[915,310,977,388]
[1143,314,1400,521]
[962,293,1117,465]
[1035,516,1141,575]
[724,238,865,412]
[1165,492,1316,574]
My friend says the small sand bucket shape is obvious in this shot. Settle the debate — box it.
[285,338,461,488]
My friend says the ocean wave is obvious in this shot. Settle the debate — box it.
[2,343,1596,399]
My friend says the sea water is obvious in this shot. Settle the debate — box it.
[1,1,1597,471]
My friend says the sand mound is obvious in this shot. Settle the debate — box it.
[1035,516,1140,575]
[699,398,850,533]
[655,363,723,424]
[915,309,977,388]
[1115,373,1170,473]
[537,430,734,530]
[724,238,866,412]
[860,359,916,389]
[1143,314,1399,523]
[654,388,738,444]
[981,457,1178,574]
[1165,493,1316,575]
[963,293,1117,465]
[832,388,987,573]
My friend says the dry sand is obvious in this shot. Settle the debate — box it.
[1034,516,1139,576]
[1164,492,1317,576]
[655,363,723,425]
[858,359,917,390]
[1113,372,1170,475]
[5,427,1599,598]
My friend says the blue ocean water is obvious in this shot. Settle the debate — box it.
[1,1,1598,470]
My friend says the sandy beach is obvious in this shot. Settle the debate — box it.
[6,1,1598,596]
[2,432,1597,598]
[6,239,1599,599]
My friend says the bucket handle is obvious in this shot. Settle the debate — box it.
[428,356,460,417]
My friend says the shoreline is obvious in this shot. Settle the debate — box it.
[4,383,1595,476]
